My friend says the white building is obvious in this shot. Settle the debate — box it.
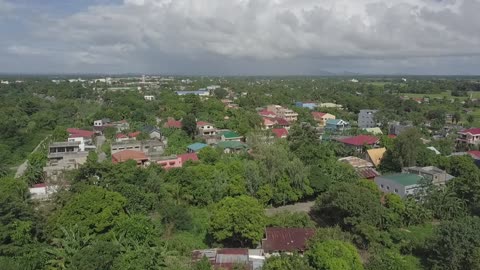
[1,80,9,85]
[144,95,155,101]
[29,183,60,200]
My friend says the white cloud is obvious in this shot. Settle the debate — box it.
[0,0,13,14]
[4,0,480,73]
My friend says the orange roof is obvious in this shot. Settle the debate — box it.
[112,150,148,164]
[128,131,141,138]
[366,147,386,167]
[196,121,212,127]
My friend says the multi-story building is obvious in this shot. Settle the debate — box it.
[402,166,454,186]
[358,109,378,129]
[197,121,217,136]
[266,105,298,122]
[457,128,480,146]
[311,112,336,127]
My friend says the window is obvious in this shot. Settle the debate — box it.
[380,184,384,188]
[394,188,398,193]
[386,186,390,190]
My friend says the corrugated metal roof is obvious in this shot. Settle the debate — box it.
[262,228,315,253]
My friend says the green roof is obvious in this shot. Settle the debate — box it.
[221,131,242,139]
[382,173,423,186]
[217,141,248,150]
[187,142,208,152]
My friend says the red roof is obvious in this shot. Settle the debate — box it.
[259,110,276,117]
[272,128,288,138]
[196,121,212,127]
[128,131,141,138]
[178,153,199,164]
[357,168,380,179]
[460,128,480,136]
[262,228,316,253]
[263,117,276,126]
[32,183,47,188]
[337,135,379,146]
[468,150,480,159]
[67,128,94,139]
[387,134,397,139]
[112,150,148,164]
[274,118,290,126]
[164,119,182,129]
[311,112,327,118]
[116,133,128,139]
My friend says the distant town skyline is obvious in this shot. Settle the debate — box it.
[1,0,480,75]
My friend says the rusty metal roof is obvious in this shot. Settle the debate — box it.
[262,227,315,253]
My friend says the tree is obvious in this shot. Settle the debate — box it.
[194,256,212,270]
[209,196,266,247]
[23,151,47,185]
[380,128,423,172]
[182,114,197,139]
[306,240,363,270]
[50,186,127,236]
[426,217,480,270]
[198,147,221,165]
[214,88,228,99]
[366,249,421,270]
[264,254,314,270]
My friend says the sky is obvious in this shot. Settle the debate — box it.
[1,0,480,75]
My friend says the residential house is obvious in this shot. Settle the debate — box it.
[221,131,243,142]
[115,133,130,142]
[457,128,480,147]
[143,126,162,140]
[336,135,379,152]
[262,117,276,130]
[272,128,288,139]
[164,118,182,129]
[266,105,298,122]
[338,156,380,180]
[67,136,96,152]
[187,142,208,153]
[295,101,317,110]
[112,150,149,166]
[67,128,95,140]
[45,142,89,181]
[402,166,454,186]
[358,109,378,129]
[192,249,265,270]
[197,121,217,136]
[389,121,413,136]
[311,112,336,127]
[111,140,165,155]
[144,95,155,101]
[366,148,387,167]
[217,141,249,154]
[364,127,383,135]
[175,90,210,96]
[154,153,198,170]
[29,183,60,200]
[258,110,277,118]
[274,118,291,130]
[262,228,316,255]
[374,173,424,198]
[325,119,349,132]
[94,118,111,127]
[318,103,343,109]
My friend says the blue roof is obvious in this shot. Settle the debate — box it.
[187,142,208,151]
[326,119,343,125]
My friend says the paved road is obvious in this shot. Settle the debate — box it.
[15,135,50,178]
[265,201,315,216]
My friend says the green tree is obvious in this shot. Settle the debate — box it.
[182,114,197,139]
[366,249,421,270]
[209,196,266,247]
[50,186,127,236]
[198,147,221,165]
[264,254,314,270]
[306,240,363,270]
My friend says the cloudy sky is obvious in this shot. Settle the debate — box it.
[1,0,479,75]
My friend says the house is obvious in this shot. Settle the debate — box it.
[94,118,111,127]
[336,135,379,150]
[274,118,291,130]
[187,142,208,153]
[115,133,130,142]
[29,183,60,201]
[262,228,316,255]
[311,112,336,127]
[112,150,149,166]
[164,118,182,129]
[155,153,198,170]
[175,90,210,96]
[144,95,155,101]
[67,136,96,152]
[366,148,387,167]
[192,249,265,270]
[457,128,480,146]
[389,121,413,136]
[128,131,141,139]
[111,140,165,155]
[197,121,217,136]
[67,128,95,140]
[112,120,130,132]
[143,126,162,140]
[318,103,343,109]
[45,142,89,181]
[221,131,243,142]
[217,141,249,154]
[402,166,454,186]
[338,156,380,180]
[258,110,277,118]
[364,127,383,135]
[111,141,142,154]
[272,128,288,139]
[266,105,298,122]
[262,117,276,129]
[358,110,378,129]
[325,119,349,132]
[375,173,424,198]
[295,101,317,110]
